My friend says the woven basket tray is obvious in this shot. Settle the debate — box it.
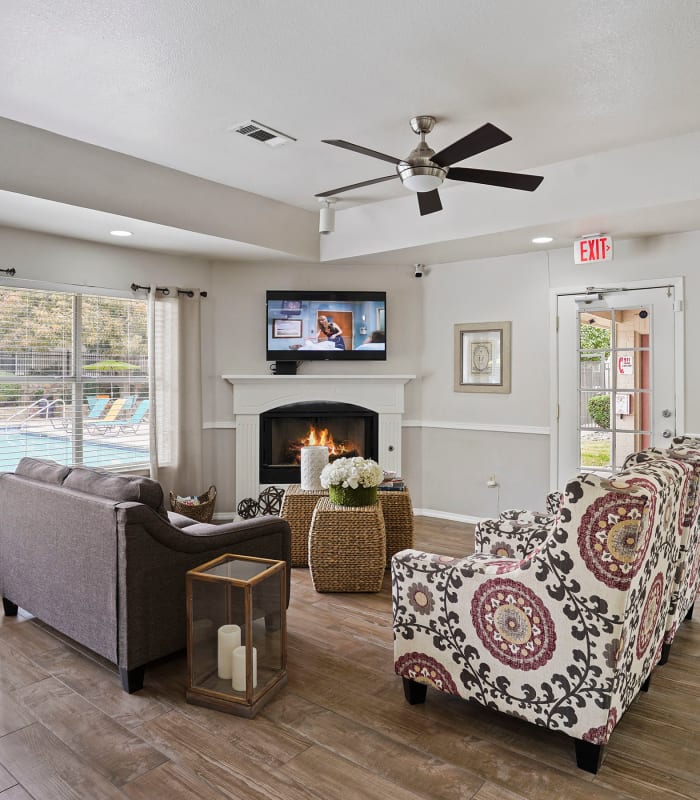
[308,497,386,593]
[378,489,415,565]
[169,485,217,523]
[280,485,328,566]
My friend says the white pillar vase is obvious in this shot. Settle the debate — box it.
[300,446,329,491]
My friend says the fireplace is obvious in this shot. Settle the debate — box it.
[260,402,378,484]
[224,374,413,508]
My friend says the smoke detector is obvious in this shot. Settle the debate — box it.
[229,120,296,147]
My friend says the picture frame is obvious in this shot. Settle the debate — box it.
[454,321,511,393]
[272,318,302,338]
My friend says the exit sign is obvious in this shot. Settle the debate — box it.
[574,235,614,264]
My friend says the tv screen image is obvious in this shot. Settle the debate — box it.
[266,291,386,363]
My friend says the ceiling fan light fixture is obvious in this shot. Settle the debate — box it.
[398,164,446,193]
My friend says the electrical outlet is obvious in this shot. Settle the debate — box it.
[487,474,498,488]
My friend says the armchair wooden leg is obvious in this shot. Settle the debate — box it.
[120,666,145,693]
[575,739,604,773]
[402,677,427,705]
[685,604,695,622]
[2,597,18,617]
[658,642,672,666]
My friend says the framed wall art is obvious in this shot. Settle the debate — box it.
[454,321,511,393]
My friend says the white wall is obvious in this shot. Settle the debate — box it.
[415,229,700,521]
[0,225,212,291]
[4,223,700,522]
[205,260,423,510]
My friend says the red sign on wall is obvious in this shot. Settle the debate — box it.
[574,235,614,264]
[617,354,633,374]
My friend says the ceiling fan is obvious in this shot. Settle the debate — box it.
[316,116,544,216]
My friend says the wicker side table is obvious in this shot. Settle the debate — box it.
[279,485,328,566]
[378,489,414,566]
[308,498,386,593]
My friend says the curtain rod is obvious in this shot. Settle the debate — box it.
[130,283,208,298]
[0,268,16,276]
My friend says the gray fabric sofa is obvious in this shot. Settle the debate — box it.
[0,457,291,693]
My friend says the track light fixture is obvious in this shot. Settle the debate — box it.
[319,197,337,235]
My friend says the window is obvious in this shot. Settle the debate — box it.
[0,286,149,472]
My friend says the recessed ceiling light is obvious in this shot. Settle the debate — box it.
[532,236,554,244]
[110,230,133,237]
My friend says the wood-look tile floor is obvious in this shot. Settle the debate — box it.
[0,516,698,799]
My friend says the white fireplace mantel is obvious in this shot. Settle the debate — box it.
[223,374,415,506]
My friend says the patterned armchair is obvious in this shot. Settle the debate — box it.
[392,459,689,773]
[622,442,700,662]
[474,491,562,560]
[499,490,563,525]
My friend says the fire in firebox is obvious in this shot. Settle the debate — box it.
[284,424,361,464]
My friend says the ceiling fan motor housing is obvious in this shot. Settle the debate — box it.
[397,161,446,192]
[398,120,445,192]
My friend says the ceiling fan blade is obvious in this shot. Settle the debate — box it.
[315,174,398,198]
[448,167,544,192]
[432,123,512,167]
[417,189,442,216]
[322,139,402,165]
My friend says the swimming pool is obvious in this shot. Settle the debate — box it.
[0,430,148,472]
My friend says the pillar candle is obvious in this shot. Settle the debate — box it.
[301,445,329,491]
[232,645,258,691]
[217,624,241,679]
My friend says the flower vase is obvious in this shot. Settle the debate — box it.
[328,485,378,507]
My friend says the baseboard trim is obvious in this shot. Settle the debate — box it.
[414,508,483,525]
[215,508,482,526]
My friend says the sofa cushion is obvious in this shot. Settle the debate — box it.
[167,510,199,529]
[63,467,167,516]
[15,457,71,485]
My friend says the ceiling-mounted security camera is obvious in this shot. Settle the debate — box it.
[414,264,425,278]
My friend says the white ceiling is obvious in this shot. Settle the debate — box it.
[2,0,700,263]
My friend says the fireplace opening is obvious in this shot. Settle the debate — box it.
[260,402,378,485]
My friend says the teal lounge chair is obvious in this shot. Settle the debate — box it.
[118,398,150,434]
[51,396,111,431]
[86,398,148,435]
[85,397,136,435]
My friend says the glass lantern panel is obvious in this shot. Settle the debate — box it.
[250,570,284,698]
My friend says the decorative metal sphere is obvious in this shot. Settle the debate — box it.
[257,486,285,516]
[237,497,260,519]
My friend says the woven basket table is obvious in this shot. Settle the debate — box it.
[378,488,415,566]
[308,497,386,593]
[279,485,328,566]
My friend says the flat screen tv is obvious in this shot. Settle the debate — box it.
[266,290,386,365]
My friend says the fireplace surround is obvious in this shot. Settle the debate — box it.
[223,374,414,508]
[260,401,378,485]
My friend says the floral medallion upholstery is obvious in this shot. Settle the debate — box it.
[474,517,550,560]
[475,491,563,558]
[497,490,563,526]
[393,460,689,770]
[623,444,700,648]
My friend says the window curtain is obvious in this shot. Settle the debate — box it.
[148,288,203,497]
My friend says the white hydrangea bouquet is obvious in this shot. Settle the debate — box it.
[320,456,383,507]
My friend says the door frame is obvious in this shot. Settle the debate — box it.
[549,276,685,491]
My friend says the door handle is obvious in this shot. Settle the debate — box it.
[662,429,673,438]
[662,409,672,418]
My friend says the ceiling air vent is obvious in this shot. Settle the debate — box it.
[230,120,296,148]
